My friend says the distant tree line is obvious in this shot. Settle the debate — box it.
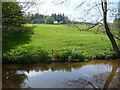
[26,13,70,24]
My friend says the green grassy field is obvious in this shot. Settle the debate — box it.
[28,24,112,55]
[3,24,119,63]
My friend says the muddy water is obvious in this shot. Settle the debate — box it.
[2,60,120,88]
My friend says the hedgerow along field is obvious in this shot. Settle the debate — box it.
[3,24,119,63]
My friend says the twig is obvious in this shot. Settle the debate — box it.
[73,78,98,90]
[73,22,102,31]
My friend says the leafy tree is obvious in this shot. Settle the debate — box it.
[27,13,44,24]
[2,2,27,33]
[113,17,120,26]
[45,17,54,24]
[26,13,69,24]
[51,13,68,24]
[59,21,64,24]
[54,14,57,21]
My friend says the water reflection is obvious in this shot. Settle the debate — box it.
[2,70,27,88]
[2,60,120,88]
[65,64,119,89]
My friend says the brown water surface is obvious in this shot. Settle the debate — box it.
[2,60,120,88]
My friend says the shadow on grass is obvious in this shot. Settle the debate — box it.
[2,25,36,53]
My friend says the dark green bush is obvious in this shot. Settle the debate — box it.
[95,51,120,59]
[54,51,90,62]
[104,51,120,59]
[3,46,92,63]
[55,51,71,62]
[3,46,51,63]
[68,52,86,62]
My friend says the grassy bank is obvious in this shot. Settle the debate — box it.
[2,24,120,63]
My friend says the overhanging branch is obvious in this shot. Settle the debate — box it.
[72,22,103,31]
[113,35,120,40]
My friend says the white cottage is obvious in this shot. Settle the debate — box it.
[54,21,58,24]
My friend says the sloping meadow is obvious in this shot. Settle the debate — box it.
[2,24,120,63]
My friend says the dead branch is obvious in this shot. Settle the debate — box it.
[21,2,35,12]
[96,24,101,33]
[113,35,120,40]
[75,0,87,10]
[71,22,103,31]
[87,3,101,11]
[52,0,68,5]
[73,78,98,90]
[74,24,82,31]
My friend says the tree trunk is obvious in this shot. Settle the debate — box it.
[103,65,118,89]
[102,0,119,52]
[104,19,119,52]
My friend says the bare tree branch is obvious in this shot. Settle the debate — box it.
[113,35,120,40]
[96,24,102,33]
[75,0,87,10]
[71,22,103,31]
[87,3,101,11]
[72,78,98,90]
[52,0,68,5]
[21,2,35,12]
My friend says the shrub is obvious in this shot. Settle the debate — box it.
[59,21,64,24]
[54,51,90,62]
[3,46,92,63]
[2,46,51,63]
[95,51,120,59]
[104,51,120,59]
[45,17,54,24]
[55,51,71,62]
[68,52,86,62]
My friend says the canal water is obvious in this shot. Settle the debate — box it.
[2,60,120,88]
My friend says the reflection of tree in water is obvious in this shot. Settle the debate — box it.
[3,62,85,72]
[50,63,85,72]
[2,69,27,88]
[2,62,85,88]
[2,60,119,88]
[65,65,119,89]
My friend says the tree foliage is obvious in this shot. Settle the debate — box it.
[113,18,120,27]
[26,13,69,24]
[44,17,54,24]
[2,2,27,33]
[27,13,45,24]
